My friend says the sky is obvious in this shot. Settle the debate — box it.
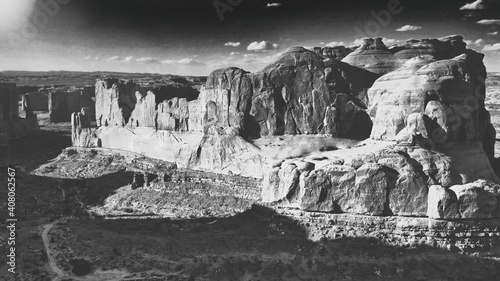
[0,0,500,76]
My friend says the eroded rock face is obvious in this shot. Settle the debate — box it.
[188,125,264,178]
[450,180,500,219]
[343,35,467,75]
[427,185,459,220]
[73,35,499,220]
[0,83,39,144]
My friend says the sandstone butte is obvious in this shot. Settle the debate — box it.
[71,35,500,220]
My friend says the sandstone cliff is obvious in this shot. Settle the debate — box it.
[72,35,499,220]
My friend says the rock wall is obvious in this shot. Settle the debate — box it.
[72,35,498,220]
[276,207,500,257]
[0,83,39,154]
[49,87,96,122]
[263,144,500,219]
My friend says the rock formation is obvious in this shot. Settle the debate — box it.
[0,83,39,154]
[71,35,499,220]
[49,87,96,122]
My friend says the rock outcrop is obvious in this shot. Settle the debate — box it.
[71,35,499,220]
[0,83,39,154]
[49,87,96,122]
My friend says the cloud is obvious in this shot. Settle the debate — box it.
[487,31,499,36]
[482,43,500,52]
[224,42,241,47]
[161,58,206,66]
[247,41,280,51]
[230,52,241,56]
[477,19,500,25]
[349,38,365,46]
[460,0,486,10]
[136,57,158,64]
[84,56,91,60]
[383,38,401,45]
[107,56,134,62]
[265,3,282,8]
[396,25,422,32]
[208,52,282,70]
[465,39,485,47]
[325,41,345,47]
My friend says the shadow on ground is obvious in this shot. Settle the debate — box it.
[1,129,72,172]
[1,168,500,280]
[49,205,500,281]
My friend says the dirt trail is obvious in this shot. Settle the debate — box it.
[42,218,132,281]
[42,219,68,281]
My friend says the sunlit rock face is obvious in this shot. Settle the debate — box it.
[202,47,376,139]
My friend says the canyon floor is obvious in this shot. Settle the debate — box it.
[0,73,499,280]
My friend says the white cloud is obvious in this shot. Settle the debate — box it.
[247,41,280,51]
[136,57,158,64]
[230,52,241,56]
[478,19,500,25]
[107,56,133,62]
[465,39,485,47]
[84,56,91,60]
[224,42,241,47]
[349,38,365,46]
[161,58,206,66]
[243,53,259,63]
[383,38,401,45]
[396,25,423,32]
[207,52,282,70]
[487,31,499,36]
[266,3,282,8]
[460,0,486,10]
[325,41,345,47]
[483,43,500,52]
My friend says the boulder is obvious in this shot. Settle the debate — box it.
[450,180,500,219]
[262,163,300,203]
[300,164,356,213]
[427,185,460,219]
[347,163,388,215]
[375,148,428,216]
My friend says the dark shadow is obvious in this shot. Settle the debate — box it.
[51,205,500,281]
[2,167,500,280]
[347,111,373,140]
[0,130,72,172]
[273,86,287,136]
[0,168,134,220]
[493,157,500,179]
